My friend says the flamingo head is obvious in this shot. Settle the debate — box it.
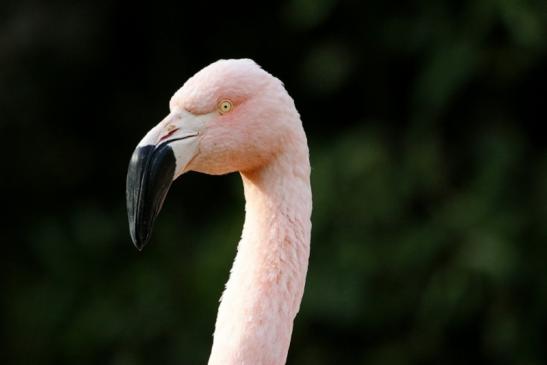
[126,59,298,250]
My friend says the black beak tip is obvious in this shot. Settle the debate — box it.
[134,241,145,251]
[126,143,176,252]
[130,228,150,251]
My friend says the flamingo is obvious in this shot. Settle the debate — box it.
[126,59,312,365]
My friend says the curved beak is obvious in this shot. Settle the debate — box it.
[126,111,203,250]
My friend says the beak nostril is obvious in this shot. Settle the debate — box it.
[159,127,179,142]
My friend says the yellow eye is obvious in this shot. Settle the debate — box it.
[218,99,233,114]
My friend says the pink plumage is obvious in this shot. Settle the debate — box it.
[127,59,312,365]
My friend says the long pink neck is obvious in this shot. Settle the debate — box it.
[207,139,312,365]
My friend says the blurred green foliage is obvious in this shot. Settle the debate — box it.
[1,0,546,364]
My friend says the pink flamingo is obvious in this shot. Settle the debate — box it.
[126,59,312,365]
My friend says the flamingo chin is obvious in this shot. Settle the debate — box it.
[126,58,312,365]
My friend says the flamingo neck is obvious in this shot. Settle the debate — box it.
[208,141,312,365]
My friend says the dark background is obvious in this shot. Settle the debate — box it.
[2,1,546,364]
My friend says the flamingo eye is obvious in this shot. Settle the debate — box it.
[218,99,233,114]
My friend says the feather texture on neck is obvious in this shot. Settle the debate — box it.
[208,137,312,365]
